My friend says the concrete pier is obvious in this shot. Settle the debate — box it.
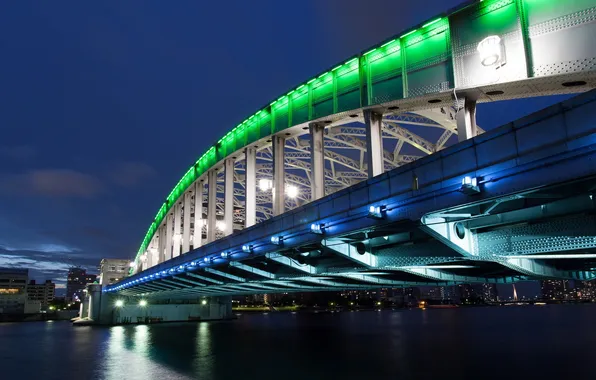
[76,284,233,326]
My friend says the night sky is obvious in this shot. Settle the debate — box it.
[0,1,571,295]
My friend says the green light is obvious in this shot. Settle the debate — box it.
[296,84,305,90]
[307,78,315,84]
[331,64,342,71]
[363,48,376,56]
[345,58,358,65]
[287,90,295,96]
[422,18,442,28]
[400,29,417,39]
[380,39,396,48]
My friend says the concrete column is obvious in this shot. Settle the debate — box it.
[172,202,182,258]
[165,212,173,261]
[193,180,204,249]
[207,169,217,242]
[456,97,478,142]
[157,225,165,264]
[182,191,191,253]
[272,135,286,216]
[224,158,234,236]
[244,147,256,228]
[309,123,325,201]
[364,109,384,178]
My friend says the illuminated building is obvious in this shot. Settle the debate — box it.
[27,280,55,310]
[0,268,39,314]
[99,259,130,285]
[540,280,570,300]
[66,268,97,302]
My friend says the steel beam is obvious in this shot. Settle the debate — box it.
[363,109,384,178]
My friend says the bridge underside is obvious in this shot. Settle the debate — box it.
[117,174,596,300]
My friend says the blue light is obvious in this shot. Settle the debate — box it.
[161,270,167,275]
[221,251,229,258]
[310,223,324,234]
[242,244,253,253]
[271,236,283,245]
[189,261,197,266]
[368,205,386,219]
[462,176,477,187]
[204,257,211,263]
[461,176,481,195]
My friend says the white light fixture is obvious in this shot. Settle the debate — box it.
[461,176,480,195]
[139,300,147,307]
[216,221,226,231]
[271,236,283,245]
[259,178,273,191]
[310,223,325,235]
[368,205,386,219]
[286,185,299,199]
[115,300,124,308]
[201,299,208,305]
[477,35,504,67]
[129,261,135,267]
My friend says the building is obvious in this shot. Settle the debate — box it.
[0,268,40,314]
[541,280,571,300]
[66,268,97,302]
[99,259,130,285]
[27,280,55,310]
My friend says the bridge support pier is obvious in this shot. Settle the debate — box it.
[272,135,286,216]
[77,285,234,326]
[245,147,257,227]
[363,109,384,178]
[309,123,325,201]
[207,169,217,243]
[224,158,234,236]
[456,97,477,142]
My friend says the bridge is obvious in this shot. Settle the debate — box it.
[80,0,596,324]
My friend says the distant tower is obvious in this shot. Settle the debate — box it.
[512,284,518,301]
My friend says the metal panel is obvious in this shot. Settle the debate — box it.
[451,0,527,88]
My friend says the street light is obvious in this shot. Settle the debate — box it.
[201,299,208,305]
[115,300,124,308]
[139,300,147,307]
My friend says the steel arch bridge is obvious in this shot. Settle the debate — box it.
[109,0,596,298]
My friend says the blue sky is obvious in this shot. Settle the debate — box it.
[0,1,569,295]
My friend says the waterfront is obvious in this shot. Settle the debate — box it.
[1,304,595,379]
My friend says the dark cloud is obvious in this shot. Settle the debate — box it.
[109,161,157,187]
[0,145,37,160]
[0,169,105,198]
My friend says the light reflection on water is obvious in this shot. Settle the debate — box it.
[1,305,596,380]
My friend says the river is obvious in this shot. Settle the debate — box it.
[1,304,594,380]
